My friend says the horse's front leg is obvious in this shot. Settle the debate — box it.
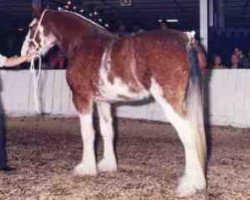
[73,100,97,176]
[97,102,117,172]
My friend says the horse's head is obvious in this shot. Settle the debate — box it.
[21,9,115,59]
[21,10,57,57]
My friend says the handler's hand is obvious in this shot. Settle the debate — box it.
[25,52,37,62]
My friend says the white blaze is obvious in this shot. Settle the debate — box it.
[21,18,38,56]
[21,30,31,56]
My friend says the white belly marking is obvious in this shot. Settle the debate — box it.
[96,47,149,102]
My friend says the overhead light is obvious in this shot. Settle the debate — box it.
[120,0,133,7]
[166,19,179,23]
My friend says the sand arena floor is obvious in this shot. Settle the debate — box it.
[0,117,249,200]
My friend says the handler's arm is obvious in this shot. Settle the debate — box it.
[3,55,31,67]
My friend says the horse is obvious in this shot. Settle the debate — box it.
[21,9,207,197]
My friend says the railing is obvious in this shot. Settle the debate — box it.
[0,69,249,128]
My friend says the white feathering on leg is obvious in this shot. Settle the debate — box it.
[73,113,97,176]
[97,102,117,172]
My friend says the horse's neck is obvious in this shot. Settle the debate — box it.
[58,26,116,59]
[49,13,117,58]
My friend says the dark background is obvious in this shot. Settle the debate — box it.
[0,0,250,65]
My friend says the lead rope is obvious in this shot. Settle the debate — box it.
[28,10,48,113]
[30,54,43,113]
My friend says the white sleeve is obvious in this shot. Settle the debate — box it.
[0,53,7,67]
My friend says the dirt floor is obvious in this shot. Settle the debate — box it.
[0,117,249,200]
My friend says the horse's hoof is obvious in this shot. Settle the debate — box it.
[176,174,206,197]
[72,163,97,176]
[97,158,117,172]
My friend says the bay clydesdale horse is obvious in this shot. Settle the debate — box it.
[21,9,207,197]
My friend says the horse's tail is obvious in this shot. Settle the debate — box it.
[185,42,207,170]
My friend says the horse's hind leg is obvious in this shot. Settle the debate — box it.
[73,100,97,176]
[97,102,117,172]
[150,79,206,197]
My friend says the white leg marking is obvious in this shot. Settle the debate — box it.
[73,113,97,176]
[150,79,206,197]
[97,102,117,172]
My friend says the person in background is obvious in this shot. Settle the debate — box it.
[210,55,225,69]
[0,52,33,173]
[229,53,242,69]
[241,48,250,68]
[160,21,168,30]
[233,47,245,65]
[116,23,129,37]
[131,24,144,36]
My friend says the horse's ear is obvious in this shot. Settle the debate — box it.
[32,7,42,19]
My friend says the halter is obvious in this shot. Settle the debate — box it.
[28,10,48,50]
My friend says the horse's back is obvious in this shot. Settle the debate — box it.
[131,30,206,75]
